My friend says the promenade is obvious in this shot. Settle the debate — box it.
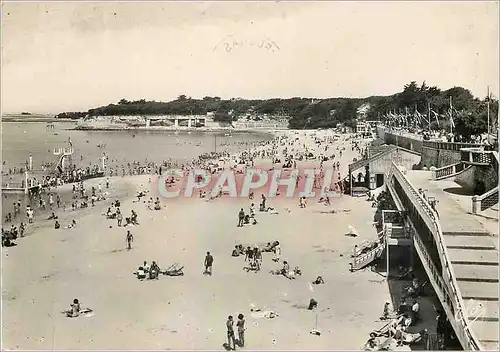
[404,170,499,351]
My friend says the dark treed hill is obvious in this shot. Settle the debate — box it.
[55,82,498,134]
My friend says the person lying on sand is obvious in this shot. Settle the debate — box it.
[136,191,146,202]
[48,212,58,220]
[262,241,278,253]
[66,219,77,229]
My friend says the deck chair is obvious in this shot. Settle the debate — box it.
[162,262,184,276]
[370,318,398,338]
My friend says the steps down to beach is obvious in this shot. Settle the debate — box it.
[404,170,499,350]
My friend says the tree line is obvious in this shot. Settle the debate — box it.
[55,82,498,135]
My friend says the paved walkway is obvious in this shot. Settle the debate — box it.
[405,170,499,351]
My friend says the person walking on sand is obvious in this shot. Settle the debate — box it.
[238,208,245,227]
[237,314,245,347]
[226,315,236,350]
[117,210,123,227]
[204,251,214,275]
[273,241,281,262]
[126,230,134,250]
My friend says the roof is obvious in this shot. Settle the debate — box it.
[348,146,420,173]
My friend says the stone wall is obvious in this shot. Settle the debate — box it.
[421,146,461,168]
[474,165,498,192]
[452,165,497,194]
[377,128,423,153]
[454,166,476,192]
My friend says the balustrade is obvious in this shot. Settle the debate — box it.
[433,162,466,180]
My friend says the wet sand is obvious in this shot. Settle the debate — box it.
[2,131,392,350]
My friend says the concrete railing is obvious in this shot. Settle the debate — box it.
[389,163,483,351]
[432,162,467,180]
[424,140,484,151]
[460,148,496,166]
[378,126,488,153]
[472,185,499,213]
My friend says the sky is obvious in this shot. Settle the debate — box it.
[1,1,499,114]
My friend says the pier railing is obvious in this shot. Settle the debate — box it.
[389,163,482,351]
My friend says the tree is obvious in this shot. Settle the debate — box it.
[213,111,233,122]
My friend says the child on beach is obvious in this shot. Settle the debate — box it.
[117,211,123,227]
[126,231,134,250]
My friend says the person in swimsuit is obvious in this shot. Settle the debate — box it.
[226,315,236,350]
[236,314,245,347]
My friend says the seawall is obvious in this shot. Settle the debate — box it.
[376,126,484,168]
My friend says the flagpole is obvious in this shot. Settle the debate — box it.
[487,86,490,135]
[428,102,431,132]
[449,96,453,137]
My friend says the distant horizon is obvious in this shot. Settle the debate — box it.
[2,1,498,114]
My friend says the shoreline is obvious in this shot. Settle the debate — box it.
[71,125,289,133]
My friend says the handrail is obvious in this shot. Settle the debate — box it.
[388,163,483,351]
[476,185,499,212]
[350,244,384,271]
[477,185,499,202]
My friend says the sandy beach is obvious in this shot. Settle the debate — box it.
[2,130,392,350]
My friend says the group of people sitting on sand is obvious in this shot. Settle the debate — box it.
[146,197,162,211]
[237,207,258,227]
[269,260,302,280]
[134,260,185,280]
[1,222,26,246]
[135,260,162,280]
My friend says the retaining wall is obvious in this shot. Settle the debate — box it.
[454,165,498,194]
[377,126,485,168]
